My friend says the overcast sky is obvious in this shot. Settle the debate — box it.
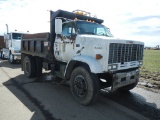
[0,0,160,47]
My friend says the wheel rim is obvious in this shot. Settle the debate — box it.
[10,54,13,62]
[25,61,30,74]
[74,75,88,97]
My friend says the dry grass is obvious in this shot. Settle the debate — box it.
[140,50,160,89]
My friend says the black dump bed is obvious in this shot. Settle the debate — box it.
[21,32,54,61]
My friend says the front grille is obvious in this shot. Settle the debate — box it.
[108,43,144,64]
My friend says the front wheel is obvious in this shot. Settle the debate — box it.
[70,66,100,105]
[9,53,15,64]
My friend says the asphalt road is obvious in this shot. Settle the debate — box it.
[0,60,159,120]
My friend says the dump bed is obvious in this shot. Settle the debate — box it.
[21,32,53,61]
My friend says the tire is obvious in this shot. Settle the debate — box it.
[0,51,2,59]
[2,54,5,60]
[23,56,36,78]
[9,53,15,64]
[35,57,42,77]
[1,51,4,60]
[118,81,138,91]
[70,66,100,105]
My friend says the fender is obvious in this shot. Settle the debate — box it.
[65,55,103,77]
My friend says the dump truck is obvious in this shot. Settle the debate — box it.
[21,9,144,105]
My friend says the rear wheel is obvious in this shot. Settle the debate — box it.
[2,55,4,59]
[70,66,100,105]
[1,51,4,60]
[9,53,15,64]
[23,56,36,78]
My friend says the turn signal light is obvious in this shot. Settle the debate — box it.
[96,54,102,59]
[74,18,78,20]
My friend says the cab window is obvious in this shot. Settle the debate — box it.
[62,23,75,36]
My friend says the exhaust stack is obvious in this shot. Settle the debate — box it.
[6,24,9,33]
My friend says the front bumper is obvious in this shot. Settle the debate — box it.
[111,69,139,91]
[12,53,21,60]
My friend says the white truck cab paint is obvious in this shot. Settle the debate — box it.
[54,20,144,74]
[1,32,23,63]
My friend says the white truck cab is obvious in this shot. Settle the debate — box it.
[54,17,144,93]
[55,19,143,73]
[1,32,23,63]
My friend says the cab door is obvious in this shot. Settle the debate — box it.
[54,22,76,62]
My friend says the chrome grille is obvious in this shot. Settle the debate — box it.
[108,43,144,64]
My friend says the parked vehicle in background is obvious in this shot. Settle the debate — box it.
[21,9,144,105]
[0,31,23,63]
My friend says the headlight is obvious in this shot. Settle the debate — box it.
[108,65,112,70]
[108,64,118,70]
[112,65,117,69]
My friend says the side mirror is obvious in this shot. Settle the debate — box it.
[55,19,62,34]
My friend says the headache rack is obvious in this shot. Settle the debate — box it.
[108,43,144,64]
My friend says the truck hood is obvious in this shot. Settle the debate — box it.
[78,34,144,45]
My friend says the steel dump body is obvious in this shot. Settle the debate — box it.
[21,33,51,59]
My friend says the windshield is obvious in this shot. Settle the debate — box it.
[75,21,113,37]
[12,33,22,40]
